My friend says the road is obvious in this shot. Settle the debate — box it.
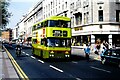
[4,43,120,80]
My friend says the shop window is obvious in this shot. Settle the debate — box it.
[116,10,120,22]
[74,27,79,31]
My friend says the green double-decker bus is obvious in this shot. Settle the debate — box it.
[32,16,71,59]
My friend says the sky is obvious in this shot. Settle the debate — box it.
[7,0,40,29]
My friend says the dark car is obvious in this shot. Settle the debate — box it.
[101,49,120,68]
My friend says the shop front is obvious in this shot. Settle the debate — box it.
[72,35,91,46]
[112,34,120,47]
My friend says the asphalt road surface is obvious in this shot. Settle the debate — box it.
[4,44,120,80]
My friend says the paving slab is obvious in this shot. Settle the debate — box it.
[0,50,19,79]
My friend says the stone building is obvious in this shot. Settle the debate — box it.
[71,0,120,48]
[14,0,120,48]
[1,28,12,42]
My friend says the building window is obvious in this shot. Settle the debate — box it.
[116,10,120,22]
[56,0,57,6]
[53,0,54,8]
[84,13,86,24]
[51,11,52,16]
[76,0,81,8]
[62,4,64,10]
[59,6,60,11]
[51,2,52,9]
[65,2,67,8]
[71,16,74,27]
[86,12,89,24]
[70,2,74,11]
[65,13,67,17]
[75,13,82,25]
[49,4,50,10]
[116,0,120,4]
[98,10,103,21]
[53,9,54,15]
[56,8,57,13]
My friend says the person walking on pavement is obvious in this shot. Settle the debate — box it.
[84,44,91,62]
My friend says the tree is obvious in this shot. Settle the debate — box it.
[0,0,11,36]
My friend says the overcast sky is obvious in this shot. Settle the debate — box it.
[7,0,40,29]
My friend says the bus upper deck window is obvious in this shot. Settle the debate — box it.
[48,20,56,27]
[41,22,44,27]
[62,22,67,28]
[44,21,48,27]
[67,22,71,28]
[37,24,41,29]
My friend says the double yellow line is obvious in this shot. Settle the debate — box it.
[3,46,29,80]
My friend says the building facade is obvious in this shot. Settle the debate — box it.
[43,0,71,18]
[13,0,43,43]
[1,28,12,42]
[15,0,71,43]
[71,0,120,48]
[12,25,19,42]
[14,0,120,47]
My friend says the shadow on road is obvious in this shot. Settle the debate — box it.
[70,55,85,61]
[33,54,86,62]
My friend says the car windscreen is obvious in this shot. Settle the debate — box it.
[111,49,120,57]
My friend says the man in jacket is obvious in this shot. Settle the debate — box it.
[84,44,91,61]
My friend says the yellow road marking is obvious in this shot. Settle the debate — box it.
[3,46,29,80]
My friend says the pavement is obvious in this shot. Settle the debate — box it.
[0,47,19,79]
[71,46,101,61]
[0,45,100,80]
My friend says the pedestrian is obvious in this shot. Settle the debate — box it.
[84,44,91,61]
[94,44,99,55]
[101,42,107,53]
[109,44,112,49]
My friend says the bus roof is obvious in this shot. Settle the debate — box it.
[43,16,71,22]
[33,16,71,27]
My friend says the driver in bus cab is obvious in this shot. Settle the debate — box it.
[62,23,67,28]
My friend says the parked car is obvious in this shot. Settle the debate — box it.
[101,49,120,68]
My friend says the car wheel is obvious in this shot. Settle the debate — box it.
[101,58,106,64]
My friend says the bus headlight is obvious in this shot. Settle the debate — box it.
[52,54,54,57]
[67,55,70,57]
[50,54,54,57]
[65,55,70,57]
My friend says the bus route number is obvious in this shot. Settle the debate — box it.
[53,30,67,37]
